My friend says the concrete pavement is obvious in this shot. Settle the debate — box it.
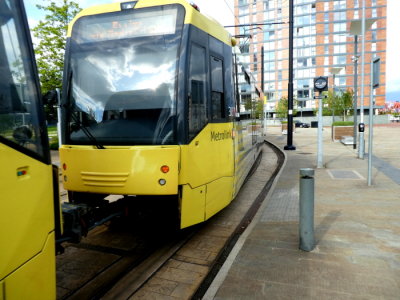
[205,124,400,299]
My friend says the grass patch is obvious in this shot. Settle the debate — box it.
[47,125,57,134]
[49,136,59,150]
[47,125,59,150]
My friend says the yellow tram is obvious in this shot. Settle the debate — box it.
[59,0,263,229]
[0,0,60,298]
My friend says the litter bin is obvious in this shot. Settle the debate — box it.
[311,121,318,128]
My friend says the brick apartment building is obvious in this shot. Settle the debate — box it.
[234,0,387,116]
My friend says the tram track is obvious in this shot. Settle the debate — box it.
[60,227,198,300]
[56,199,199,300]
[56,141,284,299]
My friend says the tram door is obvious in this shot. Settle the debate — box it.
[0,1,57,299]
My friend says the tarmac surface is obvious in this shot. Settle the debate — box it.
[204,124,400,300]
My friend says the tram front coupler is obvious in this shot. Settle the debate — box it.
[56,198,126,252]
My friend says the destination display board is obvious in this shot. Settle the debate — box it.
[74,7,178,43]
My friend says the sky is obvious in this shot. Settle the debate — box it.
[23,0,399,102]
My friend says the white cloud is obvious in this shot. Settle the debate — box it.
[27,17,38,28]
[191,0,235,33]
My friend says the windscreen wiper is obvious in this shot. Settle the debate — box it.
[69,112,105,149]
[65,71,105,149]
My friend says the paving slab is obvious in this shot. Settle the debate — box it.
[206,125,400,300]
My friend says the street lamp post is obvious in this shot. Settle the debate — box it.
[349,17,376,158]
[284,0,296,150]
[314,76,328,169]
[330,67,343,126]
[368,57,380,186]
[352,35,359,150]
[360,0,366,159]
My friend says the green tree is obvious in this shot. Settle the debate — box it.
[276,96,297,119]
[255,99,264,119]
[341,89,354,119]
[32,0,81,94]
[324,89,354,120]
[244,97,264,119]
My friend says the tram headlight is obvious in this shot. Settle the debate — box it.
[158,179,166,186]
[121,1,137,10]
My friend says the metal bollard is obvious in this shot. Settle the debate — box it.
[299,168,315,251]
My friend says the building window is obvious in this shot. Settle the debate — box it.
[297,58,307,67]
[372,31,377,42]
[265,30,275,40]
[334,0,346,10]
[239,15,249,24]
[338,76,346,86]
[333,34,346,43]
[297,79,310,88]
[239,6,249,15]
[297,89,310,99]
[334,45,346,53]
[265,61,275,70]
[333,22,346,33]
[265,72,275,81]
[334,11,346,21]
[334,55,346,65]
[264,51,275,60]
[264,0,275,10]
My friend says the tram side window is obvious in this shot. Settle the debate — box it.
[210,56,225,120]
[188,44,207,140]
[0,1,45,158]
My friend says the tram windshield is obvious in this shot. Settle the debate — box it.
[65,5,184,145]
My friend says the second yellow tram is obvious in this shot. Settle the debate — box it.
[59,0,263,228]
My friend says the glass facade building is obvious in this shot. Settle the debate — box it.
[235,0,387,115]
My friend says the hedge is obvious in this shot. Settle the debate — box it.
[332,121,354,126]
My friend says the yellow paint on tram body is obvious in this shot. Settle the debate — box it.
[0,143,55,299]
[60,145,180,195]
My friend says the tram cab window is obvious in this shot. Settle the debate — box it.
[210,56,225,120]
[0,1,46,158]
[188,44,207,140]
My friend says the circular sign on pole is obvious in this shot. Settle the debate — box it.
[313,76,328,92]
